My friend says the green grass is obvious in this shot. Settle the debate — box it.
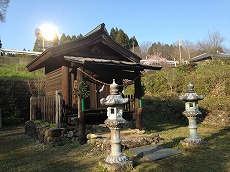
[0,64,45,80]
[0,122,229,172]
[0,134,105,172]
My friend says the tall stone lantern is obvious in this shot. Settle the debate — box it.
[180,83,206,146]
[99,79,133,171]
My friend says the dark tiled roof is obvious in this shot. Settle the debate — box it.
[189,53,211,62]
[189,53,230,63]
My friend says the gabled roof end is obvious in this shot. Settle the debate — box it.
[84,23,108,37]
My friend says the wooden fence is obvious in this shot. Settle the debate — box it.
[30,93,134,126]
[124,94,134,112]
[30,91,62,126]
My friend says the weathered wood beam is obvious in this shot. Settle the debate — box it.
[134,72,142,130]
[61,66,69,106]
[70,66,77,107]
[77,67,86,144]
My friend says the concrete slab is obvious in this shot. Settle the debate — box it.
[143,148,181,161]
[128,144,181,161]
[128,144,162,156]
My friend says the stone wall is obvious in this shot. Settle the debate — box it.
[25,121,79,146]
[25,121,162,149]
[87,129,162,151]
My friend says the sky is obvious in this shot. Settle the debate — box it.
[1,0,230,51]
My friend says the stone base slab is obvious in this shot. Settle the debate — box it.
[98,158,133,172]
[180,139,207,147]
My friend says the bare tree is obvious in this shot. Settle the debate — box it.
[223,47,230,54]
[27,70,46,97]
[198,31,225,54]
[0,0,10,22]
[182,40,203,61]
[137,41,152,59]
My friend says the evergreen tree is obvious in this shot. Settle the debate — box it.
[66,35,72,42]
[71,35,77,41]
[110,27,119,40]
[60,34,72,43]
[0,39,2,49]
[33,38,40,52]
[129,36,138,50]
[110,27,139,50]
[77,33,84,39]
[60,33,67,44]
[115,29,130,49]
[33,30,59,51]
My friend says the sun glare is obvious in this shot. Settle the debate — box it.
[40,24,58,41]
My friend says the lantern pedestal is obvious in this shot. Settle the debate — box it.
[99,119,133,171]
[99,158,133,172]
[180,113,207,146]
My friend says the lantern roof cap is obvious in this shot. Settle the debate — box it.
[180,83,204,101]
[100,79,129,106]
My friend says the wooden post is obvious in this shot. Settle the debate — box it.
[77,67,86,144]
[134,72,142,130]
[0,108,2,128]
[70,67,77,107]
[30,97,33,120]
[58,93,63,127]
[55,91,62,127]
[62,66,69,106]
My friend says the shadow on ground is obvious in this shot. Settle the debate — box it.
[133,126,230,172]
[0,134,103,172]
[142,96,209,132]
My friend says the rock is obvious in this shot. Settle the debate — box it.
[68,117,79,125]
[66,131,74,138]
[137,130,146,134]
[48,127,62,137]
[87,133,103,139]
[87,139,96,144]
[24,121,80,147]
[47,136,60,143]
[71,137,78,142]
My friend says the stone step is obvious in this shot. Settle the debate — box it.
[128,144,181,161]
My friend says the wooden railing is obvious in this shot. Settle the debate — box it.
[30,91,62,126]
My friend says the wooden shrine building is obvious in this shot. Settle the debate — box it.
[27,23,161,143]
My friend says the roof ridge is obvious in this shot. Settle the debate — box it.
[84,23,108,37]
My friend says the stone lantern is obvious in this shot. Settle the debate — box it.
[180,83,206,146]
[99,79,133,171]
